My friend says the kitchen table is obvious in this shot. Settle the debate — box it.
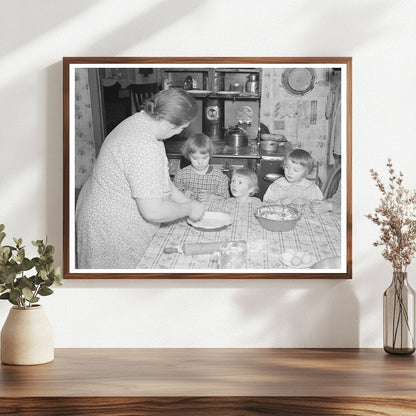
[137,198,342,273]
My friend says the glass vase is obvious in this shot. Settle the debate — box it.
[383,271,415,355]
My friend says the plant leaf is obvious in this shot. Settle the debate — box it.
[45,245,55,256]
[13,237,23,248]
[16,248,25,263]
[39,269,48,281]
[9,288,21,301]
[22,287,34,301]
[16,276,35,290]
[38,287,54,296]
[0,270,17,285]
[20,257,33,271]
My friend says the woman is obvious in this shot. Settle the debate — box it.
[76,88,205,269]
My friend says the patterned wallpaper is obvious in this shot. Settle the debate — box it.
[261,68,335,184]
[75,69,96,189]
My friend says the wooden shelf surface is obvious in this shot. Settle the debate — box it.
[1,348,416,415]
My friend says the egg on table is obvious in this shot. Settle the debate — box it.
[291,256,302,266]
[282,250,314,267]
[281,252,294,264]
[301,253,313,264]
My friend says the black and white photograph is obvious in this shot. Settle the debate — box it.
[63,58,352,278]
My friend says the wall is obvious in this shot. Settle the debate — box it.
[261,67,333,184]
[1,0,416,348]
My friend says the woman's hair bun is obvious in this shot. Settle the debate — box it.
[143,88,198,125]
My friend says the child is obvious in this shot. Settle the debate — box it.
[263,149,323,203]
[230,167,261,205]
[310,183,341,214]
[174,133,230,202]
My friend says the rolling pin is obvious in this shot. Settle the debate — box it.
[163,241,246,256]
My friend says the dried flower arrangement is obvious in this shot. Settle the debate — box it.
[366,159,416,272]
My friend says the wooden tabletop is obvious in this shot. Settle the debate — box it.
[1,348,416,415]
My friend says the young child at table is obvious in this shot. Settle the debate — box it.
[310,183,341,214]
[174,133,230,202]
[263,148,323,204]
[230,167,261,206]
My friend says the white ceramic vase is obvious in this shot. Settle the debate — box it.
[1,305,54,365]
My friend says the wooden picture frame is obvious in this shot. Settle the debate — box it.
[63,57,352,279]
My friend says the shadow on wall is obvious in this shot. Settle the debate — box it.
[44,0,205,264]
[290,0,393,51]
[2,0,203,56]
[1,0,102,56]
[59,277,359,348]
[232,280,359,347]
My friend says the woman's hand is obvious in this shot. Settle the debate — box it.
[189,201,205,221]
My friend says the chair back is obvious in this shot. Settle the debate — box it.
[131,83,158,112]
[322,165,341,199]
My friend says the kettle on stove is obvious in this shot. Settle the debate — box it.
[224,125,249,147]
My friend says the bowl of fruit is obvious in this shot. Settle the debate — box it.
[280,249,317,269]
[254,204,301,232]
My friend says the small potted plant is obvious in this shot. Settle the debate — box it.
[0,224,63,365]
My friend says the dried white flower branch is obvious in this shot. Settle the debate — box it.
[366,159,416,272]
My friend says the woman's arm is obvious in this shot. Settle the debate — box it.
[170,181,192,203]
[136,198,204,223]
[173,170,184,192]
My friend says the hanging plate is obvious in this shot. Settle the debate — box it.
[282,68,316,96]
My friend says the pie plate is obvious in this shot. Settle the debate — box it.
[187,211,233,231]
[187,90,212,94]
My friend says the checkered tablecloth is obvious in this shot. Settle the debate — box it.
[136,199,342,271]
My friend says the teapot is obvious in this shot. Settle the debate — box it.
[224,125,248,147]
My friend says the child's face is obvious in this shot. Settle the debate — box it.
[230,174,253,199]
[189,151,210,172]
[284,159,307,183]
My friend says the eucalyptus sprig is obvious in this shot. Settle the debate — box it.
[366,159,416,271]
[0,224,62,309]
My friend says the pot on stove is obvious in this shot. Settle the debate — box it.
[224,126,248,147]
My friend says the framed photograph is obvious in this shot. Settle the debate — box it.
[63,57,352,279]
